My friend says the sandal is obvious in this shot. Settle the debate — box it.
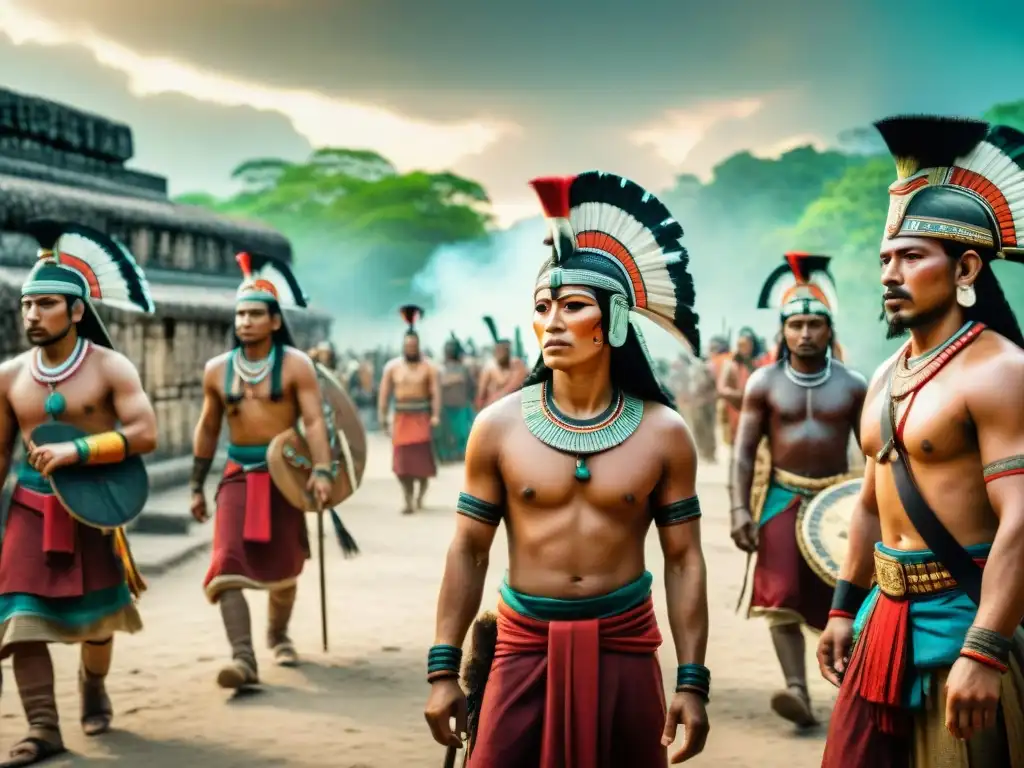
[217,658,259,690]
[271,640,299,668]
[770,686,818,728]
[1,735,67,767]
[79,668,113,736]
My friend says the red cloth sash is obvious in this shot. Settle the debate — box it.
[495,596,662,768]
[223,461,272,544]
[12,485,75,555]
[392,409,432,446]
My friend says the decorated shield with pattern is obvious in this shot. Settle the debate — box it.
[796,477,861,587]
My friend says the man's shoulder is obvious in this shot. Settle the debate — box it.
[0,351,29,385]
[744,363,778,392]
[964,330,1024,392]
[203,350,233,372]
[91,345,137,372]
[831,359,869,390]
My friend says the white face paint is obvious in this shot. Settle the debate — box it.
[533,285,599,303]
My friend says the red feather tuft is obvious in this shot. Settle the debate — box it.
[235,251,253,278]
[785,251,811,283]
[529,176,574,219]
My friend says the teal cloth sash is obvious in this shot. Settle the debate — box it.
[16,462,53,494]
[500,570,653,621]
[854,542,992,709]
[0,583,133,629]
[227,443,269,469]
[758,479,809,527]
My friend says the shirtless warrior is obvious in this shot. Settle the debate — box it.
[731,253,867,727]
[425,171,711,766]
[378,306,440,514]
[435,334,475,464]
[0,223,157,766]
[191,252,333,688]
[819,115,1024,766]
[474,316,526,410]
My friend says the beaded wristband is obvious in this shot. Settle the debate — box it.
[312,465,335,480]
[828,609,855,620]
[427,644,463,683]
[960,626,1012,674]
[675,663,711,701]
[831,580,870,617]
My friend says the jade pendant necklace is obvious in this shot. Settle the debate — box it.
[521,381,643,482]
[30,337,92,420]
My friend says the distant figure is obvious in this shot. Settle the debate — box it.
[378,306,440,514]
[435,333,474,463]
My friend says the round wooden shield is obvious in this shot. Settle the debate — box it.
[29,421,149,531]
[796,477,862,587]
[267,362,368,512]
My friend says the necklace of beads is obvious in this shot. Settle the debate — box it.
[783,353,832,389]
[890,321,983,400]
[521,381,644,482]
[30,338,91,419]
[233,346,276,386]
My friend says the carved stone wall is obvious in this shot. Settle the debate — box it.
[0,87,332,463]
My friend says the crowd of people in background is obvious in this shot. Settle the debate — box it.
[306,328,789,469]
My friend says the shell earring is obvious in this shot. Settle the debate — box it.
[957,284,977,308]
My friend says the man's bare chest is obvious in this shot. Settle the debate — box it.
[393,366,429,388]
[501,429,662,512]
[10,365,110,431]
[769,378,856,425]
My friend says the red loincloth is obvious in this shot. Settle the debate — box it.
[468,597,668,768]
[749,494,832,631]
[821,592,914,767]
[203,462,310,601]
[0,486,124,599]
[392,409,436,478]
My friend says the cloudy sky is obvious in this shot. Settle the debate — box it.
[2,0,1022,227]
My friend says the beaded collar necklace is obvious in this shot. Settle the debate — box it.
[30,337,91,419]
[890,321,983,400]
[521,381,643,482]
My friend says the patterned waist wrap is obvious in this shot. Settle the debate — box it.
[852,543,991,718]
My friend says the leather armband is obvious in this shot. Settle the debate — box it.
[653,496,701,528]
[73,431,128,466]
[829,579,870,619]
[675,663,711,701]
[960,626,1013,674]
[190,455,214,493]
[427,644,463,683]
[983,455,1024,484]
[456,492,503,526]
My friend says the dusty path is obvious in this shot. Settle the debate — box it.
[0,434,833,766]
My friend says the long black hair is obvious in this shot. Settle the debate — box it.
[945,243,1024,349]
[520,289,677,409]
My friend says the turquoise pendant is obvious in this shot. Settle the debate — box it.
[44,390,66,419]
[574,457,591,482]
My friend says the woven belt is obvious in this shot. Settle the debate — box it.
[873,549,958,598]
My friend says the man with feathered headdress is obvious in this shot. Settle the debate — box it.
[425,172,711,765]
[817,116,1024,766]
[190,252,335,689]
[474,316,526,410]
[0,222,157,763]
[378,305,440,513]
[728,252,867,728]
[435,333,474,463]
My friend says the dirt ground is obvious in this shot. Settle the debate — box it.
[0,433,834,767]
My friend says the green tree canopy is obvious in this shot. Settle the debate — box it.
[176,149,492,315]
